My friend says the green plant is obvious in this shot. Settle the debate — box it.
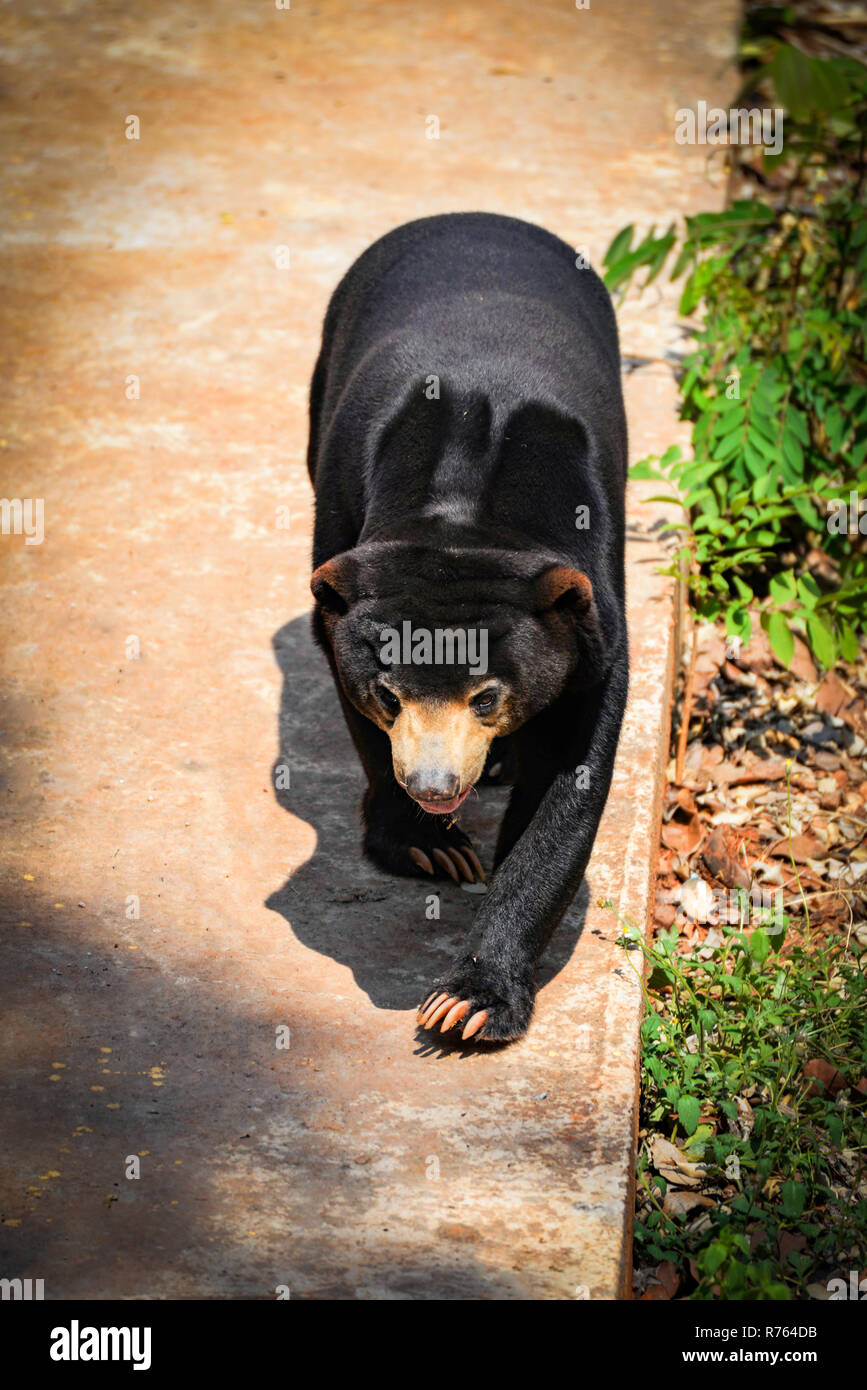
[603,42,867,668]
[613,902,867,1300]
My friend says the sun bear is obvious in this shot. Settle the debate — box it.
[308,212,629,1043]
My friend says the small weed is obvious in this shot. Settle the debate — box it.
[611,901,867,1299]
[603,40,867,669]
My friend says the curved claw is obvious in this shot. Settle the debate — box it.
[463,848,487,884]
[417,991,448,1026]
[462,1009,489,1041]
[432,848,459,883]
[447,848,475,883]
[409,846,435,875]
[440,1000,470,1033]
[424,995,459,1029]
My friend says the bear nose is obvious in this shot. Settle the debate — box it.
[406,770,460,803]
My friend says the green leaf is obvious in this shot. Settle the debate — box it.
[604,228,676,292]
[796,574,822,609]
[806,615,837,671]
[827,1113,844,1149]
[752,470,778,501]
[629,459,662,481]
[679,269,704,317]
[772,45,815,119]
[781,431,804,480]
[644,493,684,507]
[781,1182,807,1219]
[839,621,859,663]
[669,239,696,283]
[808,55,852,115]
[726,603,752,644]
[769,571,797,604]
[680,459,725,488]
[766,611,794,667]
[792,494,822,529]
[748,425,779,463]
[733,575,753,602]
[643,228,676,288]
[786,406,809,445]
[677,1095,701,1136]
[603,224,634,268]
[701,1242,728,1278]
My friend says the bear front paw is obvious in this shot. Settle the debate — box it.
[416,954,534,1043]
[363,797,486,885]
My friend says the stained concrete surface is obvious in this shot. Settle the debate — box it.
[0,1,736,1298]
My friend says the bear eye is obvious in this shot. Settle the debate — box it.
[471,688,498,714]
[375,683,401,718]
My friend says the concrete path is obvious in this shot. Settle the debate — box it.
[0,0,735,1298]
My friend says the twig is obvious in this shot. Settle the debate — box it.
[785,759,812,942]
[675,612,698,785]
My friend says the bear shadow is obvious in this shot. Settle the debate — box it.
[265,613,588,1017]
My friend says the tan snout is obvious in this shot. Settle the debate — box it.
[390,699,495,812]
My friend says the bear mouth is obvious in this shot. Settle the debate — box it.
[413,786,472,816]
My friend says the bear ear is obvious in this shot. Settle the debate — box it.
[310,552,357,615]
[534,565,594,618]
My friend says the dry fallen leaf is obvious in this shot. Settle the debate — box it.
[650,1134,709,1188]
[663,1190,715,1217]
[768,833,824,862]
[661,811,704,857]
[712,758,790,787]
[656,1259,681,1297]
[815,671,860,725]
[702,825,751,890]
[803,1058,847,1097]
